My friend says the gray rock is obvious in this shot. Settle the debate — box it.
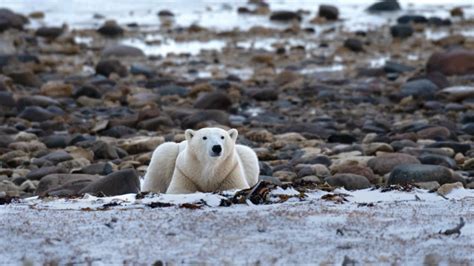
[36,174,101,196]
[76,163,113,175]
[97,20,123,37]
[35,26,63,39]
[96,59,128,77]
[258,175,282,186]
[78,169,140,196]
[318,4,339,20]
[388,164,460,185]
[325,174,371,190]
[400,79,438,99]
[26,166,68,181]
[367,0,401,12]
[367,153,421,175]
[18,106,54,122]
[418,154,457,169]
[194,91,232,111]
[102,45,145,58]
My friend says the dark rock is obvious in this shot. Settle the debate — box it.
[400,79,438,99]
[138,116,174,130]
[102,45,145,58]
[292,154,331,167]
[157,85,188,96]
[251,89,278,101]
[0,8,28,30]
[16,95,59,111]
[158,10,174,17]
[41,134,70,148]
[35,26,63,39]
[0,91,15,107]
[259,175,283,186]
[367,153,421,175]
[462,123,474,135]
[318,5,339,20]
[36,174,101,197]
[388,164,460,185]
[419,154,457,169]
[18,106,54,122]
[270,11,301,22]
[328,133,357,144]
[92,141,121,160]
[26,166,68,180]
[130,64,154,78]
[78,169,140,196]
[461,113,474,124]
[73,85,102,99]
[367,0,401,12]
[259,161,273,176]
[101,125,136,138]
[95,59,128,77]
[194,91,232,111]
[325,174,371,190]
[12,177,26,186]
[0,134,14,148]
[8,70,42,87]
[39,150,73,164]
[390,24,413,38]
[77,163,113,175]
[397,15,427,24]
[426,50,474,76]
[297,166,315,178]
[384,61,415,73]
[181,110,229,129]
[426,141,471,154]
[97,20,124,37]
[428,17,451,27]
[344,38,364,52]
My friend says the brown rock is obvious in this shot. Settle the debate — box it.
[40,81,73,97]
[367,153,421,175]
[426,50,474,76]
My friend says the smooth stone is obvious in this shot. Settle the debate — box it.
[39,151,73,164]
[439,86,474,101]
[97,20,124,37]
[273,170,297,182]
[460,113,474,124]
[101,125,137,138]
[36,174,101,197]
[384,61,415,73]
[388,164,458,185]
[157,85,188,96]
[73,85,101,99]
[78,169,140,196]
[138,116,174,130]
[367,0,401,12]
[367,153,421,175]
[363,143,394,156]
[16,95,59,111]
[416,126,450,140]
[26,166,68,181]
[292,154,331,167]
[76,163,113,175]
[259,161,273,176]
[400,79,438,99]
[414,181,440,191]
[397,15,427,24]
[19,106,54,122]
[96,59,127,77]
[325,174,371,190]
[102,45,145,58]
[344,38,364,52]
[251,89,278,101]
[318,4,339,20]
[194,91,232,111]
[119,136,165,154]
[426,49,474,76]
[269,11,301,22]
[0,91,15,107]
[437,182,464,196]
[181,110,229,129]
[35,26,63,38]
[258,175,282,186]
[426,141,471,154]
[8,70,42,87]
[331,162,377,183]
[390,24,413,38]
[0,8,28,30]
[419,154,457,169]
[92,141,124,160]
[40,81,73,97]
[461,123,474,135]
[41,134,70,148]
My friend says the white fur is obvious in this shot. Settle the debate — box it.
[141,127,259,194]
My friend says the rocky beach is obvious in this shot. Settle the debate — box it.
[0,0,474,264]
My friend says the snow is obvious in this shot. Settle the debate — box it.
[1,187,473,265]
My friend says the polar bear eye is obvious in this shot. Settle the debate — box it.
[203,136,207,140]
[221,136,224,139]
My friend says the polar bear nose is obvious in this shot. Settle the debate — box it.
[212,145,222,154]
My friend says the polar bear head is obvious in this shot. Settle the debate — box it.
[185,127,238,161]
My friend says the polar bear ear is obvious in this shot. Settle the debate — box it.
[185,129,195,141]
[228,128,238,142]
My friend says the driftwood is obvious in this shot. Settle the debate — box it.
[439,217,465,236]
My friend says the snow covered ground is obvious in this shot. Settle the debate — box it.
[1,187,473,265]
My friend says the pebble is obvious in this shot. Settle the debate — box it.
[388,164,458,185]
[96,59,128,77]
[390,24,414,38]
[269,11,301,22]
[97,20,124,37]
[426,50,474,76]
[325,174,371,190]
[78,169,140,196]
[367,153,420,175]
[367,0,401,12]
[318,5,339,20]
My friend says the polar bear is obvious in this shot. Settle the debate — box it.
[142,127,259,194]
